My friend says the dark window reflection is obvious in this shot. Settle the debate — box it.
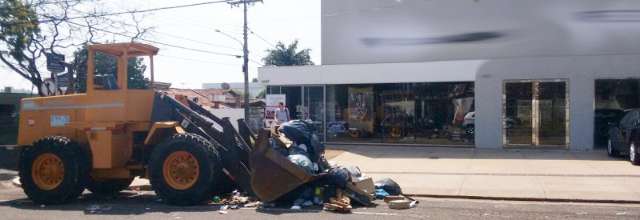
[594,79,640,148]
[326,82,474,145]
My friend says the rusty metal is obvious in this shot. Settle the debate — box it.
[249,129,325,202]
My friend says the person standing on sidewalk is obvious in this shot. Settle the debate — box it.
[275,102,290,125]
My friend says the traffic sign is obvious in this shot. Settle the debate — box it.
[46,53,65,73]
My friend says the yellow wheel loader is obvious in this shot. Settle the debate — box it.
[16,43,326,206]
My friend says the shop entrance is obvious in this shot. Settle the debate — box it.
[503,80,569,147]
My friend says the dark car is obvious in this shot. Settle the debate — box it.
[607,109,640,164]
[595,108,626,146]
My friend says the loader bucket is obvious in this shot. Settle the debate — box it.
[250,129,325,202]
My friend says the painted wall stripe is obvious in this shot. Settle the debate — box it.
[21,102,124,111]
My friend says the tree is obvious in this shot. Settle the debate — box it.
[221,82,230,90]
[262,40,314,66]
[0,0,150,96]
[70,45,148,92]
[0,0,44,95]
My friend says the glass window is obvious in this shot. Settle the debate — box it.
[327,84,381,143]
[594,79,640,148]
[93,52,119,90]
[304,86,325,140]
[127,56,151,89]
[326,82,474,145]
[414,82,475,145]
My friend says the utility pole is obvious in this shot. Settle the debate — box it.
[228,0,262,119]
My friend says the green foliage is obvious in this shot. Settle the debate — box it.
[262,40,314,66]
[71,46,148,92]
[0,0,40,63]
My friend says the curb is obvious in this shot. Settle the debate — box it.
[407,194,640,205]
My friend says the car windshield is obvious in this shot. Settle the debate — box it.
[620,109,640,129]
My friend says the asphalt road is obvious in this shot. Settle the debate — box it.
[1,186,640,220]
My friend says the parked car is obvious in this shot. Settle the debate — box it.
[607,109,640,164]
[461,111,517,138]
[594,108,626,147]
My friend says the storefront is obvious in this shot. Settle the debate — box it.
[259,0,640,150]
[266,82,475,146]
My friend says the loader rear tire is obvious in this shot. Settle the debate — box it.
[18,136,91,205]
[87,178,133,195]
[149,133,221,206]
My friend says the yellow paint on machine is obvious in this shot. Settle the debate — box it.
[17,43,162,170]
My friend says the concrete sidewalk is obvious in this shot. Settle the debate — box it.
[329,145,640,202]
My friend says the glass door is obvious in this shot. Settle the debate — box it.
[537,82,568,146]
[304,86,325,140]
[504,80,568,147]
[505,82,533,145]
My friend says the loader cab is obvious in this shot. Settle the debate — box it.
[84,43,159,122]
[86,43,158,93]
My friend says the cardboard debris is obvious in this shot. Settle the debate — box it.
[353,176,375,195]
[383,195,405,203]
[388,200,412,210]
[324,189,352,213]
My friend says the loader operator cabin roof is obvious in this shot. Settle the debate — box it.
[89,42,159,57]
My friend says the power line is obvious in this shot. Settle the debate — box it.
[158,54,239,66]
[249,58,263,66]
[150,29,241,51]
[67,20,243,58]
[248,27,275,47]
[34,0,233,23]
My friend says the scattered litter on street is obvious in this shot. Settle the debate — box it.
[238,119,413,214]
[86,204,113,214]
[323,189,352,213]
[243,201,261,208]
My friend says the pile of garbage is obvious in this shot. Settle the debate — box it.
[259,120,417,213]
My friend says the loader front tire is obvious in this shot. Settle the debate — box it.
[18,136,91,205]
[149,133,221,206]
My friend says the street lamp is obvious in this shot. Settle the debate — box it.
[214,27,251,119]
[214,29,244,48]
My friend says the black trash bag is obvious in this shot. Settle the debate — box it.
[309,134,325,162]
[326,167,351,189]
[317,155,331,172]
[374,178,402,196]
[278,120,313,144]
[280,120,326,163]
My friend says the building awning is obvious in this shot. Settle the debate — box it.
[258,60,486,85]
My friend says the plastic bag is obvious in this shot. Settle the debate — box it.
[287,154,316,174]
[374,178,402,196]
[279,120,313,144]
[326,167,351,189]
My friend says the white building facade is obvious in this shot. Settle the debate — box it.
[259,0,640,150]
